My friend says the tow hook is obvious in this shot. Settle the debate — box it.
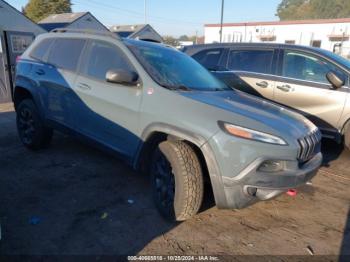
[286,189,297,197]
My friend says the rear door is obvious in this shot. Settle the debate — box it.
[274,49,349,131]
[73,39,142,159]
[221,48,276,99]
[41,37,86,126]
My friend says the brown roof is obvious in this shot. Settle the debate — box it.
[205,18,350,27]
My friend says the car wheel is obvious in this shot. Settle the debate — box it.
[151,140,204,221]
[16,99,53,150]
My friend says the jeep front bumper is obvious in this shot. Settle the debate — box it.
[201,133,322,210]
[219,152,322,209]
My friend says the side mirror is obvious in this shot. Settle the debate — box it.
[106,69,139,85]
[326,71,344,89]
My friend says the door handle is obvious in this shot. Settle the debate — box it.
[35,69,45,75]
[256,81,268,88]
[277,84,293,92]
[77,83,92,90]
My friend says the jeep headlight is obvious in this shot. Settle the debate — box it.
[219,122,287,145]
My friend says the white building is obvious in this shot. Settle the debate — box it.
[205,18,350,57]
[0,0,46,103]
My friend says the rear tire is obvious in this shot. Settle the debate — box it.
[151,140,204,221]
[344,122,350,151]
[344,127,350,150]
[16,99,53,150]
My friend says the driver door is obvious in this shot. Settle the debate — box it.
[274,49,349,131]
[73,40,142,159]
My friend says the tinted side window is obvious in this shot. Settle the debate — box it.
[48,38,85,71]
[84,40,134,81]
[227,50,273,74]
[192,49,223,70]
[282,50,347,84]
[30,38,54,61]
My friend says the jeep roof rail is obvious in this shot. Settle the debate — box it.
[50,28,121,40]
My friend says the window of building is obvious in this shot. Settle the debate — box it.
[84,40,134,81]
[227,49,273,74]
[192,48,224,70]
[30,38,54,61]
[282,50,347,84]
[10,35,33,54]
[311,40,322,48]
[48,38,86,71]
[285,40,295,44]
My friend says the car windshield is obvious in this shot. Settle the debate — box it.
[125,40,230,91]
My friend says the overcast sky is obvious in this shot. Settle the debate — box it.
[7,0,281,36]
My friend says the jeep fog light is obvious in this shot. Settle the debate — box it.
[258,160,284,172]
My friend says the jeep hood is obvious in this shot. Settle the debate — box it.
[180,90,315,139]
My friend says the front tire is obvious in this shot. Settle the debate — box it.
[16,99,53,150]
[151,140,204,221]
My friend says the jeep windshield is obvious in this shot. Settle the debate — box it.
[125,40,231,91]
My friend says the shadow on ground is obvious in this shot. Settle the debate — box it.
[341,209,350,259]
[0,109,216,255]
[321,139,349,258]
[321,138,344,167]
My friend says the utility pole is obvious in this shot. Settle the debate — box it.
[144,0,147,24]
[220,0,224,43]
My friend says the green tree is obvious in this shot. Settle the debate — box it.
[163,35,179,47]
[178,35,189,41]
[23,0,72,22]
[277,0,350,20]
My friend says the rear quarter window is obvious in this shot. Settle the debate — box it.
[192,48,224,70]
[227,49,274,74]
[47,38,86,71]
[30,38,54,61]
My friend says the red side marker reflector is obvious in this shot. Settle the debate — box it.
[147,87,154,95]
[286,189,297,197]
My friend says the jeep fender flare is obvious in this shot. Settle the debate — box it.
[135,122,228,208]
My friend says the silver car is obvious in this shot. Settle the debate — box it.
[185,43,350,150]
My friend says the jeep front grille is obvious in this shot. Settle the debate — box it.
[297,130,322,162]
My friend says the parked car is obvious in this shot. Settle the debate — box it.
[14,30,322,221]
[183,43,350,149]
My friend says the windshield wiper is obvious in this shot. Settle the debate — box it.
[162,84,191,91]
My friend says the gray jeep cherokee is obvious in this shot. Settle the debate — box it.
[14,30,322,221]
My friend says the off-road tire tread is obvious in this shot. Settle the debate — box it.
[160,140,204,221]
